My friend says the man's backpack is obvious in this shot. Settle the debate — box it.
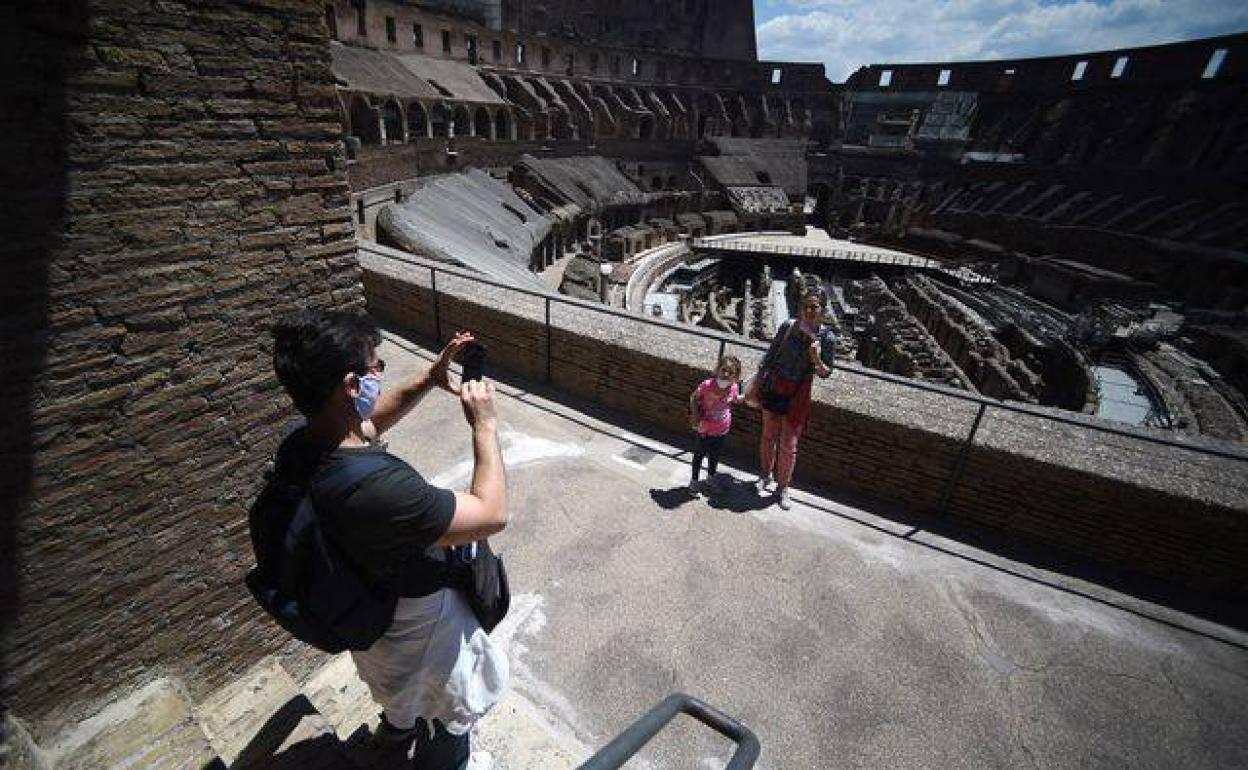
[245,451,399,654]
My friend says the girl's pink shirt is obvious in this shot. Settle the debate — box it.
[694,378,739,437]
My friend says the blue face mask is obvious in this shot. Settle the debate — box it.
[353,373,382,421]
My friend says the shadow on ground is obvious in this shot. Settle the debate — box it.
[226,694,402,770]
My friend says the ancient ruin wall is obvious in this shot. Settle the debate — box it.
[5,1,358,735]
[362,244,1248,603]
[895,275,1041,402]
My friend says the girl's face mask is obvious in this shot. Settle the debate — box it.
[716,377,732,389]
[353,373,383,421]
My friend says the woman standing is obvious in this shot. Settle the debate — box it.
[754,288,836,509]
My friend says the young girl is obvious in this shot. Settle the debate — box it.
[688,355,743,492]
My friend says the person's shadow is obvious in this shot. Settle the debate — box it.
[220,694,406,770]
[649,486,697,510]
[649,477,772,514]
[703,477,773,514]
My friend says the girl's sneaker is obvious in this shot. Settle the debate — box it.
[755,474,773,493]
[776,487,792,510]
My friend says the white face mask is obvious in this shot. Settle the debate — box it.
[353,373,383,421]
[716,377,732,389]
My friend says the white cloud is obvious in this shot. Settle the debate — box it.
[757,0,1248,81]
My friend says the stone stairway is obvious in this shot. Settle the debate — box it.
[7,621,585,770]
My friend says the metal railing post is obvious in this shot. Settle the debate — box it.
[717,338,726,365]
[545,296,552,385]
[430,266,442,344]
[939,402,988,513]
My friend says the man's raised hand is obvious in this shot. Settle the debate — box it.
[431,330,476,393]
[460,379,498,430]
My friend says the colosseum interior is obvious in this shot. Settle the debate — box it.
[4,2,1247,768]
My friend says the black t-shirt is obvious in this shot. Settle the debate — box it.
[316,445,456,594]
[271,428,456,595]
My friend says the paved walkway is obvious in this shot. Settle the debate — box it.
[378,331,1248,770]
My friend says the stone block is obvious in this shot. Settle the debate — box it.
[47,679,217,770]
[0,712,52,770]
[195,658,303,766]
[301,654,379,740]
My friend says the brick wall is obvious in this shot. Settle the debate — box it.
[360,243,1248,602]
[5,0,359,735]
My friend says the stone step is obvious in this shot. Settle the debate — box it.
[43,679,219,770]
[301,655,379,742]
[473,689,585,770]
[2,711,53,770]
[17,645,589,770]
[193,656,368,769]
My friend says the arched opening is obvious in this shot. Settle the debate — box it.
[407,101,428,138]
[811,120,833,146]
[452,105,471,136]
[474,106,492,139]
[748,98,767,138]
[551,108,573,140]
[349,96,380,145]
[727,98,747,137]
[638,115,655,140]
[381,99,403,143]
[494,109,511,140]
[769,97,787,136]
[430,103,450,137]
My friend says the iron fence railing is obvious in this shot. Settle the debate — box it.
[578,693,760,770]
[359,242,1248,510]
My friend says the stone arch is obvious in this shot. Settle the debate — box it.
[380,98,403,143]
[748,96,769,138]
[726,96,748,137]
[407,101,428,138]
[550,106,574,139]
[348,94,380,145]
[452,104,472,136]
[811,120,833,145]
[474,106,492,139]
[790,98,808,124]
[494,108,511,140]
[768,96,788,136]
[638,114,656,140]
[430,102,451,137]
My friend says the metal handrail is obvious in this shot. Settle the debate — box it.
[357,242,1248,466]
[577,693,760,770]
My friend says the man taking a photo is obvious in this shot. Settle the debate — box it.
[268,310,507,768]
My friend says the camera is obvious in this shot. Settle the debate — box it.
[461,342,487,383]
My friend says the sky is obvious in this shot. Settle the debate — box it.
[755,0,1248,81]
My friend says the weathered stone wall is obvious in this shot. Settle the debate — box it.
[895,275,1041,402]
[5,0,358,736]
[361,243,1248,602]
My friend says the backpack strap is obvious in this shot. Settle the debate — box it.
[310,451,461,597]
[311,451,403,502]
